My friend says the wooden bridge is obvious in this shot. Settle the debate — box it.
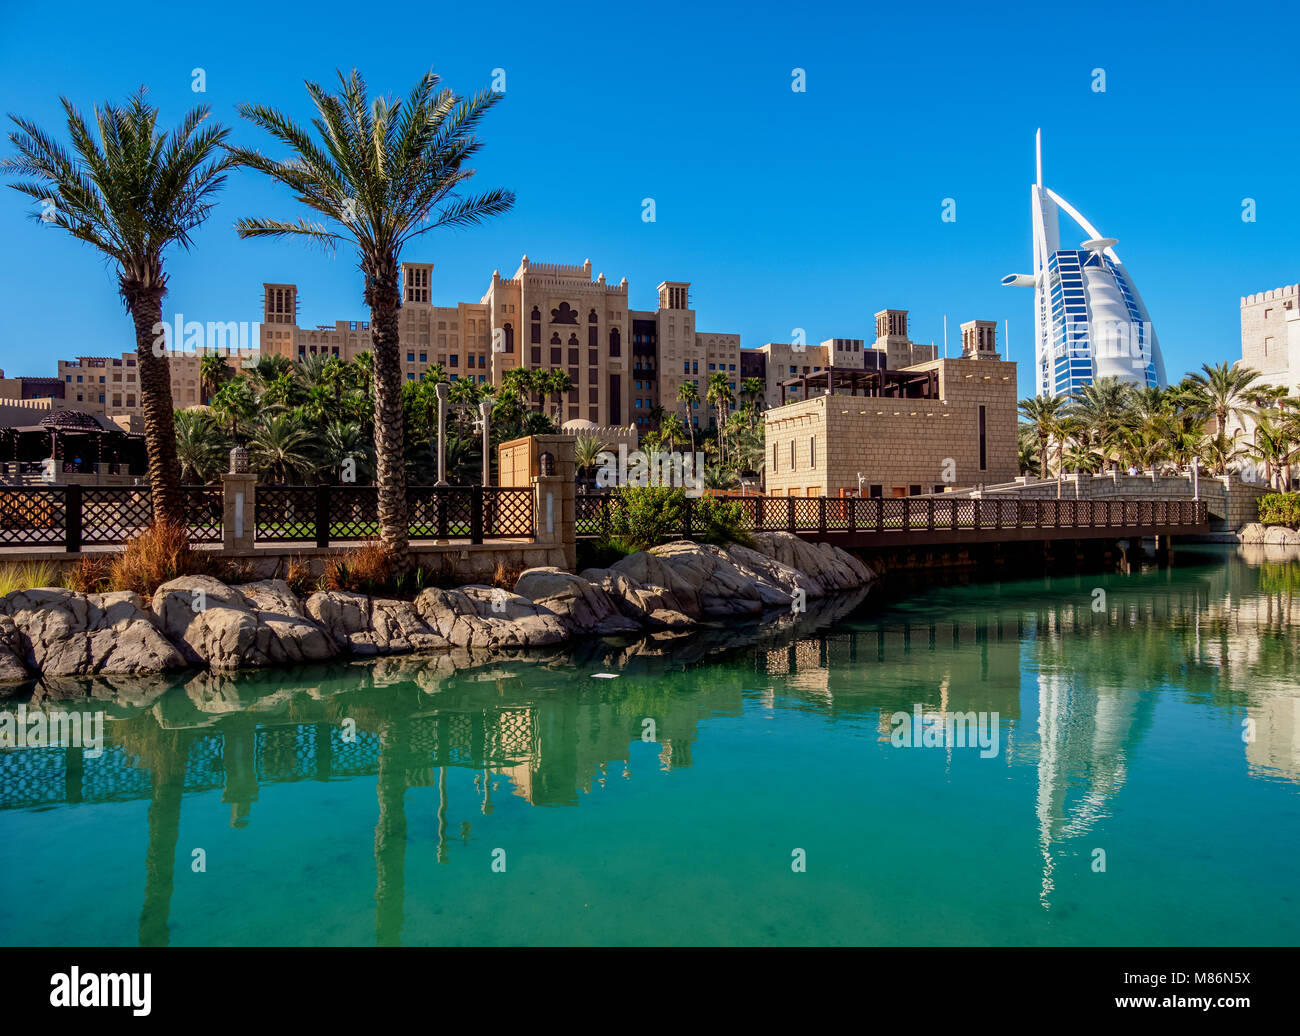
[576,495,1210,549]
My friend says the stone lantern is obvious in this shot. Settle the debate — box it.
[229,446,249,474]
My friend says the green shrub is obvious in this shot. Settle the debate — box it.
[692,495,757,550]
[602,486,755,553]
[608,486,689,552]
[1258,493,1300,527]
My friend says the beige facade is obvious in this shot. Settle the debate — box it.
[259,258,745,432]
[54,351,210,419]
[1240,283,1300,394]
[763,333,1017,498]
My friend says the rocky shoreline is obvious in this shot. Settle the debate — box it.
[0,533,873,695]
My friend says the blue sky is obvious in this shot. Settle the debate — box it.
[1,0,1296,397]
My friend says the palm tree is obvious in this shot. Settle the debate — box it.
[1187,361,1261,438]
[321,420,375,483]
[573,432,606,487]
[545,369,572,423]
[200,354,230,404]
[210,377,257,441]
[1018,395,1069,478]
[1199,431,1244,476]
[230,68,514,569]
[740,377,765,428]
[249,413,317,484]
[1070,376,1133,470]
[174,409,224,483]
[3,89,236,525]
[677,381,699,457]
[706,371,733,464]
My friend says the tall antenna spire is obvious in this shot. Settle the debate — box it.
[1035,128,1043,188]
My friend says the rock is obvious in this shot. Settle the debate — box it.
[0,613,30,685]
[607,551,703,619]
[304,590,447,656]
[1238,522,1267,543]
[414,586,568,649]
[726,544,824,600]
[237,580,338,662]
[645,540,790,616]
[579,568,697,628]
[153,576,334,670]
[1263,526,1300,546]
[3,587,185,677]
[513,567,642,635]
[750,531,873,590]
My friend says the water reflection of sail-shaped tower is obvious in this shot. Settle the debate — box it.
[1035,670,1149,908]
[1002,130,1166,398]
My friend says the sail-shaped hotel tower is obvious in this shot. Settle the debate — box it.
[1003,131,1166,398]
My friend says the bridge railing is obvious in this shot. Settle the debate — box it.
[574,494,1208,540]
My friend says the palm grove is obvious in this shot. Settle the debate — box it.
[1017,363,1295,488]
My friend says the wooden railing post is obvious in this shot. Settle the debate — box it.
[849,496,857,534]
[436,487,449,540]
[875,498,884,534]
[787,497,795,533]
[683,498,693,540]
[927,498,935,531]
[755,495,765,530]
[974,499,981,530]
[63,484,81,553]
[470,486,484,545]
[818,497,827,535]
[315,484,330,548]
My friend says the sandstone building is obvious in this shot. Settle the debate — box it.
[763,321,1017,498]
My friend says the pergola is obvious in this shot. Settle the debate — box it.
[777,365,940,406]
[1,410,146,476]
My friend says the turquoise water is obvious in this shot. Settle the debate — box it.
[2,546,1299,946]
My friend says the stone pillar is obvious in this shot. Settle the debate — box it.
[435,382,449,487]
[222,447,256,551]
[479,400,493,488]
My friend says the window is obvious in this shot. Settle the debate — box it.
[568,348,579,366]
[550,348,561,365]
[978,404,987,470]
[504,323,515,354]
[407,373,415,381]
[869,485,882,498]
[419,352,427,363]
[809,435,816,467]
[450,355,458,367]
[407,352,414,362]
[609,328,621,357]
[789,440,795,470]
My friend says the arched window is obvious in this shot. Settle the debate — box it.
[503,323,514,353]
[588,323,598,350]
[588,309,598,323]
[550,332,561,345]
[568,333,579,346]
[609,327,621,357]
[530,306,541,345]
[551,302,579,324]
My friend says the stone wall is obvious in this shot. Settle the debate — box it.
[763,357,1018,497]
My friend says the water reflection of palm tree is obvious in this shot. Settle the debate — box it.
[374,718,409,947]
[135,729,189,948]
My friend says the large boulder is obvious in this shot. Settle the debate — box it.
[608,550,704,618]
[1238,522,1267,544]
[152,576,335,669]
[579,568,697,628]
[644,540,791,616]
[0,613,30,685]
[414,586,568,649]
[750,531,873,591]
[513,567,642,636]
[304,590,447,656]
[726,544,824,601]
[3,587,185,677]
[1263,526,1300,546]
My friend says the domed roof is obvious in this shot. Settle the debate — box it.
[562,419,599,431]
[39,409,105,432]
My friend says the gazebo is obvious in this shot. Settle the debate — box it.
[0,409,147,477]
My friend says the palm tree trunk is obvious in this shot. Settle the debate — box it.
[128,289,185,526]
[366,261,410,567]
